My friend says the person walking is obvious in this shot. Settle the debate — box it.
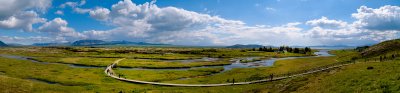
[270,74,274,81]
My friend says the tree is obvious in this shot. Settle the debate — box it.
[263,47,267,51]
[268,47,273,52]
[294,48,300,53]
[304,47,310,52]
[279,46,285,51]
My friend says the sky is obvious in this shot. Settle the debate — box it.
[0,0,400,46]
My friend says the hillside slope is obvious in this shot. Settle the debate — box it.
[361,39,400,57]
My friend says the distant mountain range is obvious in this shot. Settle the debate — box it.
[0,41,7,47]
[226,44,264,48]
[32,42,71,46]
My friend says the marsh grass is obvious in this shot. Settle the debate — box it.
[118,58,232,68]
[114,67,224,82]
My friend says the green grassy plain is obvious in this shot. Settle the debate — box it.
[3,46,397,93]
[118,59,231,68]
[114,67,224,82]
[0,56,297,93]
[165,56,339,84]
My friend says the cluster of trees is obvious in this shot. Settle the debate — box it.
[251,46,312,54]
[355,46,370,52]
[253,47,274,52]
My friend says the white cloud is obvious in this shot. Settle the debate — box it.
[306,16,347,28]
[0,36,54,45]
[55,10,64,15]
[3,0,396,46]
[59,0,86,8]
[0,0,52,20]
[74,8,91,14]
[352,5,400,31]
[79,0,249,45]
[89,8,110,20]
[0,11,46,31]
[301,5,400,46]
[59,0,90,14]
[38,18,86,42]
[79,0,86,6]
[75,0,400,46]
[0,0,50,31]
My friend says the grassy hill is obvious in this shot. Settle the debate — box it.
[270,39,400,92]
[361,39,400,57]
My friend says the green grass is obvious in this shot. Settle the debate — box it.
[2,46,356,93]
[329,49,361,62]
[0,56,299,93]
[30,57,118,67]
[114,67,224,82]
[0,47,313,59]
[239,57,268,63]
[118,58,232,68]
[293,60,400,93]
[0,75,88,93]
[165,56,339,84]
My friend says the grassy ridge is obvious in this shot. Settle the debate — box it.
[295,60,400,92]
[362,39,400,57]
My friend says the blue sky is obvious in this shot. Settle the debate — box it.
[0,0,400,46]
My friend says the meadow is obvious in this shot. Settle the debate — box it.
[1,45,399,93]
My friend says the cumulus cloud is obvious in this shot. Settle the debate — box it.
[352,5,400,31]
[0,0,51,20]
[75,0,400,46]
[304,5,400,46]
[81,0,246,45]
[38,18,86,42]
[0,0,51,31]
[89,8,110,20]
[3,0,398,46]
[306,16,347,28]
[0,11,46,31]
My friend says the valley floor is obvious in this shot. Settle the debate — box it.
[0,47,399,93]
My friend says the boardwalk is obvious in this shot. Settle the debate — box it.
[105,58,351,87]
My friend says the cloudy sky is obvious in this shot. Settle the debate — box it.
[0,0,399,46]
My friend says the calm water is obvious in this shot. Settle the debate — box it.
[222,49,333,71]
